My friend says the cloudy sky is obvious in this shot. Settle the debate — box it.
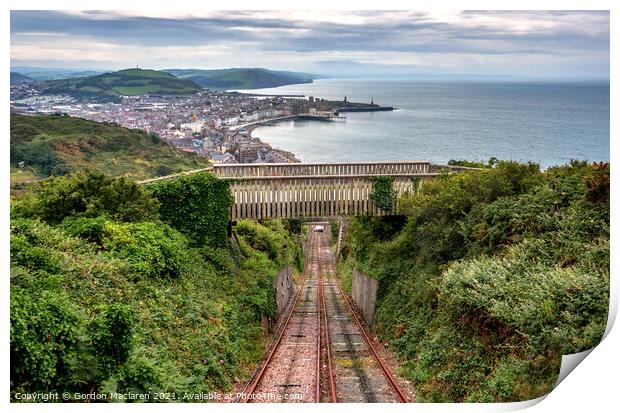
[10,10,610,80]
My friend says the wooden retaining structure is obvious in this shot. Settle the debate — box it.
[137,161,474,220]
[227,173,434,220]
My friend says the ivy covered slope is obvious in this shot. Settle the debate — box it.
[10,114,210,184]
[10,172,303,401]
[339,161,609,402]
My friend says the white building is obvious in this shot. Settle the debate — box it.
[223,116,239,126]
[179,120,205,133]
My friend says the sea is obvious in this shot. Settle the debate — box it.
[237,78,610,168]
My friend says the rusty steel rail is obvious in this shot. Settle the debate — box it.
[314,232,321,403]
[239,231,322,403]
[318,238,337,403]
[238,273,307,402]
[238,234,314,403]
[239,229,407,403]
[335,279,409,403]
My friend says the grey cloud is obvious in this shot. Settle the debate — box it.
[10,10,609,55]
[9,10,610,79]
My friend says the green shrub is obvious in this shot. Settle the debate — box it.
[10,234,61,274]
[330,220,340,243]
[10,208,303,400]
[61,216,109,244]
[583,162,610,206]
[235,219,301,269]
[155,165,174,177]
[441,248,608,352]
[283,218,303,235]
[10,288,81,390]
[10,218,70,274]
[239,266,277,319]
[101,222,188,279]
[12,171,158,224]
[90,304,135,371]
[200,246,236,274]
[114,355,166,395]
[448,158,497,168]
[148,173,232,247]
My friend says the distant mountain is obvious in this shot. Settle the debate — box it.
[38,69,203,100]
[10,72,35,86]
[11,66,106,81]
[164,68,316,89]
[10,113,211,181]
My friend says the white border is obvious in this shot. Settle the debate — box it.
[3,1,616,412]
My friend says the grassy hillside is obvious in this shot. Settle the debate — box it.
[338,160,609,402]
[165,68,315,89]
[39,68,202,99]
[10,172,303,400]
[10,114,210,184]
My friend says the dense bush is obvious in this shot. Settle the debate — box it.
[448,157,498,168]
[583,162,610,206]
[10,172,302,401]
[282,218,303,235]
[155,164,175,176]
[395,161,541,263]
[101,221,188,279]
[148,173,232,247]
[235,219,302,270]
[61,215,109,244]
[341,160,609,402]
[90,304,136,371]
[10,288,81,390]
[12,171,158,224]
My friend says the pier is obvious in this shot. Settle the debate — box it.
[230,112,345,131]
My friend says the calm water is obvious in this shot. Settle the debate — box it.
[239,79,609,168]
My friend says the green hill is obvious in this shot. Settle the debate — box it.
[164,68,315,89]
[38,68,202,99]
[10,114,210,184]
[11,72,35,86]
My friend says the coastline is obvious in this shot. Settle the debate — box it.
[239,106,387,164]
[246,121,301,163]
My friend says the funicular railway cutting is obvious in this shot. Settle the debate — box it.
[240,225,409,403]
[139,160,471,402]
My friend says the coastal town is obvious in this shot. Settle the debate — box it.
[10,82,366,164]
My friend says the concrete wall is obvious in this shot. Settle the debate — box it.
[273,267,296,319]
[351,268,379,326]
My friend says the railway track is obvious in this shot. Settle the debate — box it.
[240,231,321,403]
[240,225,408,403]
